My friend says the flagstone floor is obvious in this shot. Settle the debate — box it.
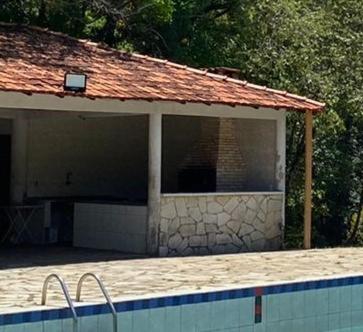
[1,247,363,314]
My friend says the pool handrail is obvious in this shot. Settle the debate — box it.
[76,272,117,332]
[41,273,78,330]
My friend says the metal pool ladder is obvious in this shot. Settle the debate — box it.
[41,273,78,332]
[76,272,118,332]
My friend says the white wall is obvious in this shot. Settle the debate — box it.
[26,115,148,200]
[74,203,147,253]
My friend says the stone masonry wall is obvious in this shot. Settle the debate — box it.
[159,193,283,256]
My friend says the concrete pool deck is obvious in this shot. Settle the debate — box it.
[1,247,363,314]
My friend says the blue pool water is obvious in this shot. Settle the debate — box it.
[1,275,363,331]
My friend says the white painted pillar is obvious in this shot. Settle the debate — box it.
[276,112,286,191]
[276,112,286,235]
[147,113,162,255]
[10,113,28,204]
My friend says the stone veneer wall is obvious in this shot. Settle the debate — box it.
[159,193,283,256]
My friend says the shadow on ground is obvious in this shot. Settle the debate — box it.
[0,246,146,269]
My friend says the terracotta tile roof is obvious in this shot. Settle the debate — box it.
[0,23,325,112]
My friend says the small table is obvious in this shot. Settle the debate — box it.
[0,205,43,244]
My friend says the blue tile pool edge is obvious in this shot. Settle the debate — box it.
[1,274,363,326]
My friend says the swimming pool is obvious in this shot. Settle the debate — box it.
[1,275,363,332]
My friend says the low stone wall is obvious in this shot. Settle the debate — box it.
[159,193,283,256]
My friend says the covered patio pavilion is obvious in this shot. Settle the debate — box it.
[0,23,324,257]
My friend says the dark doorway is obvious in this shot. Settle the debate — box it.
[0,135,11,205]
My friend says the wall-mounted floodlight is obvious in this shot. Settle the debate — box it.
[64,73,87,92]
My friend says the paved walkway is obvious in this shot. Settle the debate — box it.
[1,247,363,313]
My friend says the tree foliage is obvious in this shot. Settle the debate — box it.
[0,0,362,247]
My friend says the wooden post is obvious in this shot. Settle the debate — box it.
[304,110,313,249]
[147,113,162,256]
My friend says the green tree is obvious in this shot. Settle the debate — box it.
[0,0,174,50]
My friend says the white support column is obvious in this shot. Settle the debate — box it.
[147,113,162,256]
[276,112,286,238]
[10,112,28,204]
[276,112,286,192]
